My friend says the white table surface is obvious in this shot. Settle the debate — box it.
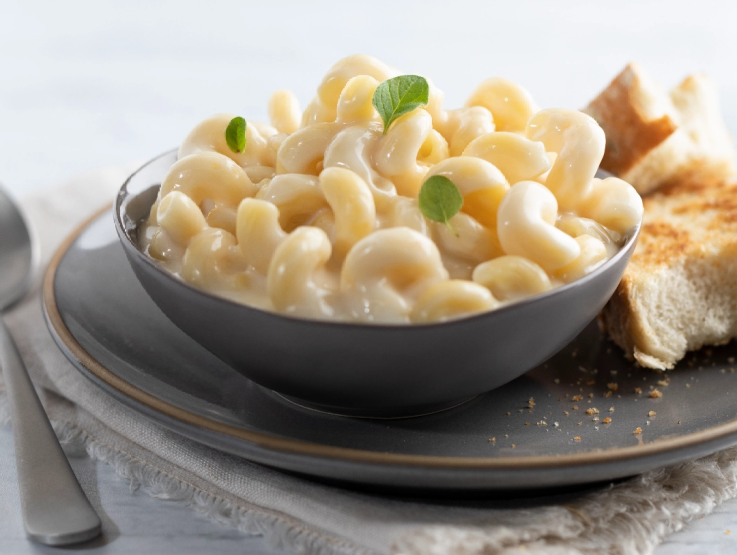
[1,1,737,553]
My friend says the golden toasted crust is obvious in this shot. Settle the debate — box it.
[585,64,735,196]
[584,63,677,177]
[590,62,737,368]
[601,178,737,369]
[639,180,737,260]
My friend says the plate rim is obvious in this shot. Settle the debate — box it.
[43,205,737,471]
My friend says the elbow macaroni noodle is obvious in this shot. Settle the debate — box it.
[141,55,643,324]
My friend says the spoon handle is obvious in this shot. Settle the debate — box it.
[0,318,101,545]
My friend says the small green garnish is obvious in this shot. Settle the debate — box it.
[418,175,464,234]
[372,75,429,133]
[225,116,247,153]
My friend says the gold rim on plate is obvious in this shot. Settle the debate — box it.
[42,205,737,470]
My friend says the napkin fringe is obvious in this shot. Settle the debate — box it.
[4,385,737,555]
[50,419,367,555]
[394,449,737,554]
[0,380,365,555]
[6,165,737,555]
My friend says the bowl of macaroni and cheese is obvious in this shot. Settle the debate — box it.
[115,55,642,417]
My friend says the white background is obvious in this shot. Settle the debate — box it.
[1,0,736,195]
[1,1,737,553]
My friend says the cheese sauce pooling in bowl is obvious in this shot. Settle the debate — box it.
[140,54,643,324]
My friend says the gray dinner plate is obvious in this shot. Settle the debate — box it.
[43,208,737,491]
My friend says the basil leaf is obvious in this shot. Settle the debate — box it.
[372,75,429,133]
[225,116,247,153]
[418,175,464,234]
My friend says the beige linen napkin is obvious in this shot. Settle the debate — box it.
[2,165,737,555]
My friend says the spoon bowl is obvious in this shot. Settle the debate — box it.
[0,185,101,545]
[0,188,34,310]
[116,151,640,418]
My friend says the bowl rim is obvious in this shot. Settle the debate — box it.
[114,149,642,330]
[46,203,737,477]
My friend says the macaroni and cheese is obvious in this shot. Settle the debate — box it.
[140,54,643,324]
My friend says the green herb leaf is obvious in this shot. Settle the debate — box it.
[418,175,464,234]
[225,116,247,153]
[372,75,429,133]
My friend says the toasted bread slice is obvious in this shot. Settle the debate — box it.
[600,178,737,369]
[584,63,678,180]
[585,64,735,195]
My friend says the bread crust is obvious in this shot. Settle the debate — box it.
[585,64,735,196]
[601,178,737,369]
[589,62,737,368]
[585,63,678,178]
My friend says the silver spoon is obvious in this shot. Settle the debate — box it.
[0,186,101,545]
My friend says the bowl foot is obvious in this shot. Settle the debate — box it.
[271,391,479,419]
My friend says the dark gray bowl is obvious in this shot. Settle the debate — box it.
[115,151,640,417]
